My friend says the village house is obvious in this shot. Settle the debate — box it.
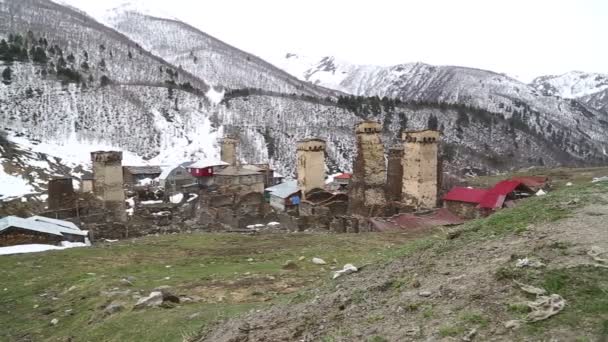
[333,173,352,190]
[0,216,88,247]
[159,164,196,194]
[242,164,283,188]
[186,160,229,187]
[442,187,488,219]
[214,166,265,194]
[265,180,301,211]
[122,166,162,187]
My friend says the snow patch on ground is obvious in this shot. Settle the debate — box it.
[206,87,225,105]
[0,164,35,199]
[0,242,88,256]
[170,193,184,204]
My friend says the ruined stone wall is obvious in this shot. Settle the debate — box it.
[91,151,126,222]
[386,148,404,202]
[402,130,440,209]
[296,139,326,197]
[444,201,479,220]
[221,137,239,166]
[348,121,387,217]
[48,178,75,211]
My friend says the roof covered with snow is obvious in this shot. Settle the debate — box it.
[0,216,87,237]
[188,160,228,169]
[265,180,299,199]
[215,166,261,177]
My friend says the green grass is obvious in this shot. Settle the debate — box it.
[512,266,608,339]
[438,324,466,337]
[0,232,421,342]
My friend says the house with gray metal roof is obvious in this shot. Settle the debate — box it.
[265,180,301,211]
[0,216,88,247]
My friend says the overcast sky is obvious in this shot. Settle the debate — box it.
[64,0,608,82]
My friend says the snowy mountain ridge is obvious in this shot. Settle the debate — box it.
[530,71,608,99]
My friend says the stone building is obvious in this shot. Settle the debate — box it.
[214,166,265,194]
[122,166,162,187]
[220,136,239,166]
[386,147,404,202]
[81,173,94,193]
[159,165,196,194]
[348,121,387,217]
[48,178,75,211]
[401,130,440,209]
[296,138,326,198]
[91,151,126,222]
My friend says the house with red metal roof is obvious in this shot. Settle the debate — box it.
[478,179,534,213]
[442,187,489,219]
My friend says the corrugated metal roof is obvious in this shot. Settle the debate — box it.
[443,187,488,204]
[0,216,62,236]
[28,216,80,231]
[490,180,523,195]
[265,180,299,199]
[335,173,352,180]
[370,208,464,232]
[0,216,88,237]
[188,160,228,169]
[478,193,507,209]
[124,166,162,175]
[511,176,548,190]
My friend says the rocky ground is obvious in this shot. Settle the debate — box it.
[198,182,608,342]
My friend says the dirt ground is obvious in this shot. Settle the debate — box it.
[198,184,608,342]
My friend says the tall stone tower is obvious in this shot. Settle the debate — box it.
[296,138,326,198]
[91,151,126,222]
[348,121,387,217]
[402,130,440,209]
[220,136,239,166]
[386,147,404,202]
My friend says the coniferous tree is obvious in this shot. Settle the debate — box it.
[2,66,12,84]
[66,53,75,64]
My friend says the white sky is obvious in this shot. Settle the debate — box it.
[63,0,608,82]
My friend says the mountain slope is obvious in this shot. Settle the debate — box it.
[275,54,608,161]
[103,9,336,97]
[530,71,608,99]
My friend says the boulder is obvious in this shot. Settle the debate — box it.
[134,291,163,310]
[103,302,125,317]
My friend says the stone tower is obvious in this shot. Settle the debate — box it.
[220,136,239,166]
[296,138,326,198]
[91,151,126,222]
[348,121,387,217]
[386,147,404,202]
[401,130,440,209]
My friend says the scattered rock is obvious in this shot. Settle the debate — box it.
[188,312,201,320]
[312,257,327,265]
[332,264,358,279]
[515,258,545,268]
[515,281,547,296]
[588,246,608,264]
[120,278,134,287]
[535,190,547,196]
[418,291,432,297]
[526,294,566,322]
[282,260,299,270]
[50,318,59,326]
[162,292,180,304]
[102,289,131,298]
[298,256,305,261]
[504,320,521,330]
[134,291,163,310]
[247,258,254,262]
[565,182,573,187]
[412,279,421,288]
[462,328,477,341]
[103,302,124,317]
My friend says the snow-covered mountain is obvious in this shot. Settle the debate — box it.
[1,0,607,200]
[530,71,608,99]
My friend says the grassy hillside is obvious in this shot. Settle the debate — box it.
[0,232,428,341]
